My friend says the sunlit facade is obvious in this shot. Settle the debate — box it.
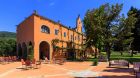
[17,11,85,61]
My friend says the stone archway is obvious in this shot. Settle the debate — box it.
[18,43,22,59]
[39,41,50,60]
[22,42,28,60]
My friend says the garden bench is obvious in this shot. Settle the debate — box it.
[109,60,129,68]
[136,72,140,78]
[53,58,66,65]
[133,62,140,73]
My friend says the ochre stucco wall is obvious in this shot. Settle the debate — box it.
[17,13,85,61]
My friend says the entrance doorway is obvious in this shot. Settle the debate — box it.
[39,41,50,60]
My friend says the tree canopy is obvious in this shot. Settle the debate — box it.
[83,3,137,60]
[0,38,16,56]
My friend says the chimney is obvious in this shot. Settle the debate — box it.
[33,10,38,15]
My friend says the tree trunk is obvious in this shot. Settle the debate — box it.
[106,50,111,61]
[95,52,97,58]
[131,50,133,57]
[94,48,97,58]
[106,44,111,61]
[120,51,123,56]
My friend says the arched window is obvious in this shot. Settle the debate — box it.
[41,25,50,34]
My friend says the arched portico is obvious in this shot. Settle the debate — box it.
[22,42,28,60]
[17,43,22,59]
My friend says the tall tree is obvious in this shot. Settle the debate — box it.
[113,15,126,55]
[102,3,123,60]
[0,39,16,56]
[84,3,123,60]
[0,39,6,56]
[83,6,105,57]
[115,12,137,56]
[7,39,16,56]
[129,7,140,51]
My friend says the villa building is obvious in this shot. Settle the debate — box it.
[17,11,85,61]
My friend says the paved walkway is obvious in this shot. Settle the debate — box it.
[0,62,135,78]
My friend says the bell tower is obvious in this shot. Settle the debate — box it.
[76,15,82,33]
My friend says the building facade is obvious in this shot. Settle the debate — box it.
[17,12,85,61]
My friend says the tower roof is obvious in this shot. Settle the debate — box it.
[77,14,80,20]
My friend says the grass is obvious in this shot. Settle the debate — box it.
[102,51,140,64]
[86,51,140,64]
[72,50,140,65]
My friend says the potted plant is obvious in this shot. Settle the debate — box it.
[28,45,34,60]
[93,59,98,66]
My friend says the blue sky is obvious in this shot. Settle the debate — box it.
[0,0,140,32]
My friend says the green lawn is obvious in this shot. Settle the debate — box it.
[102,51,140,64]
[83,51,140,64]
